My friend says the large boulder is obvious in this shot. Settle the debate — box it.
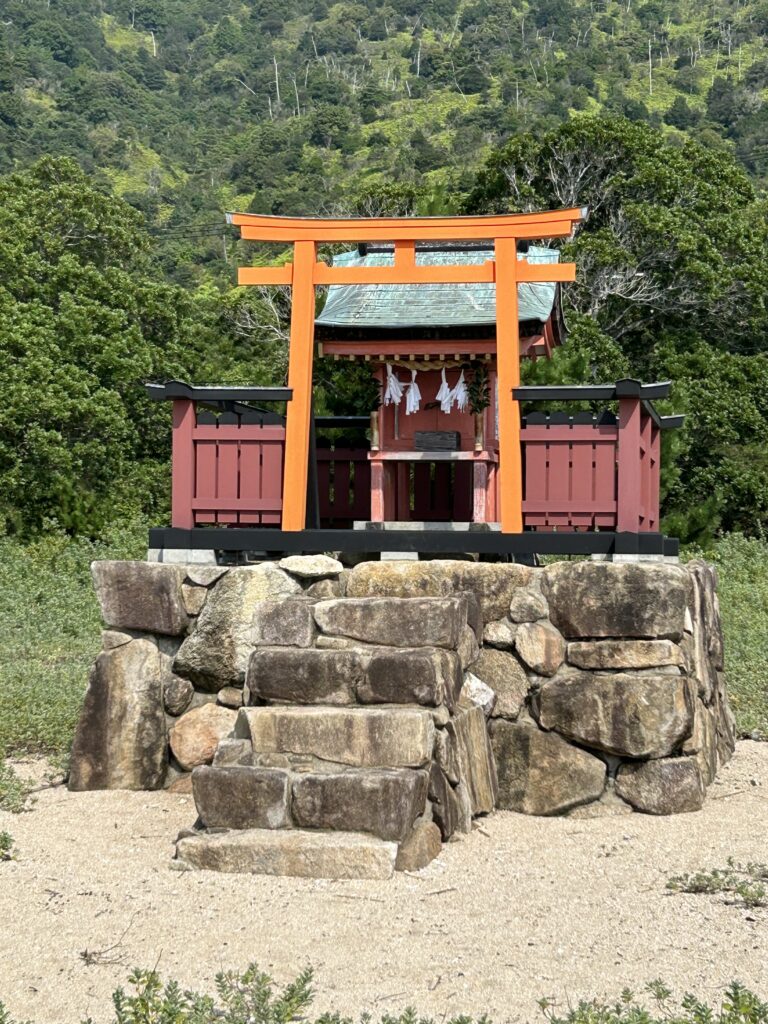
[471,648,529,720]
[173,565,300,691]
[313,596,466,648]
[490,720,606,815]
[359,648,462,708]
[174,828,397,879]
[541,562,689,640]
[428,763,472,839]
[247,647,363,705]
[69,638,167,791]
[515,621,565,676]
[278,554,343,578]
[536,671,693,758]
[615,757,705,814]
[683,699,718,786]
[236,706,435,769]
[91,561,190,636]
[566,639,683,671]
[291,769,429,842]
[163,674,194,717]
[169,703,237,771]
[346,560,533,621]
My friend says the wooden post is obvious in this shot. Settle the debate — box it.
[617,396,642,532]
[281,240,316,530]
[171,398,196,529]
[494,238,523,533]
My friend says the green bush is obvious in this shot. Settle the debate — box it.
[0,969,765,1024]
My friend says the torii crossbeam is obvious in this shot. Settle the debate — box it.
[227,209,587,533]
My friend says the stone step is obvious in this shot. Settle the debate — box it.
[247,645,462,709]
[174,828,397,879]
[235,705,435,768]
[312,596,467,648]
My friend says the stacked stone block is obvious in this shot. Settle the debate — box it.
[175,591,498,877]
[69,553,736,879]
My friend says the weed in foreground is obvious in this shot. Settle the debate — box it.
[0,969,766,1024]
[667,858,768,909]
[0,831,14,862]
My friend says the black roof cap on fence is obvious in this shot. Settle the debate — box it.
[146,380,293,402]
[512,379,683,431]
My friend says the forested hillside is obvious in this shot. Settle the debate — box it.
[3,0,768,283]
[3,0,768,541]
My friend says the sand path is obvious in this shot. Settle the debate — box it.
[1,741,766,1024]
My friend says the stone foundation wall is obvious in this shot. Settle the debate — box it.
[69,554,735,878]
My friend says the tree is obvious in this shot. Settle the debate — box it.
[466,116,768,539]
[0,158,189,535]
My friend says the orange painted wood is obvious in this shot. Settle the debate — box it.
[240,259,574,288]
[229,209,586,243]
[238,265,294,286]
[395,240,416,266]
[171,399,196,529]
[494,236,523,533]
[370,460,386,522]
[517,261,576,283]
[281,239,317,530]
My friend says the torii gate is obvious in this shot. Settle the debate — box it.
[226,209,586,534]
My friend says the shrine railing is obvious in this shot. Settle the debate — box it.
[149,378,682,539]
[147,384,372,529]
[514,380,683,533]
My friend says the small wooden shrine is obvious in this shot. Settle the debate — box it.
[314,242,565,525]
[147,210,683,559]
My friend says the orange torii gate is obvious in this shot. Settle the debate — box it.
[226,209,587,534]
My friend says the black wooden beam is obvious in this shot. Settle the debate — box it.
[146,381,293,403]
[149,527,678,558]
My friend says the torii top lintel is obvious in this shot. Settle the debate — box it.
[227,207,587,535]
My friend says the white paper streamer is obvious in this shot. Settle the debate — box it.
[451,369,469,412]
[383,363,403,406]
[436,368,453,414]
[405,369,421,415]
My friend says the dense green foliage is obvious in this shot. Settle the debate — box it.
[0,969,766,1024]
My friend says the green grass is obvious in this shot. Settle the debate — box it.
[0,521,148,808]
[684,533,768,740]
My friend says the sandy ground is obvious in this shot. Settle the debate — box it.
[1,742,766,1024]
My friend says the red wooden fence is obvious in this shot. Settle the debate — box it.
[157,382,676,534]
[316,444,371,525]
[171,400,285,527]
[519,400,662,532]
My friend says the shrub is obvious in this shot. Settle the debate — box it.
[0,971,766,1024]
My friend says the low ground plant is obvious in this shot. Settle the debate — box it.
[0,970,766,1024]
[667,858,768,909]
[0,831,14,861]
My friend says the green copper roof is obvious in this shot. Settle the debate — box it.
[315,245,560,329]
